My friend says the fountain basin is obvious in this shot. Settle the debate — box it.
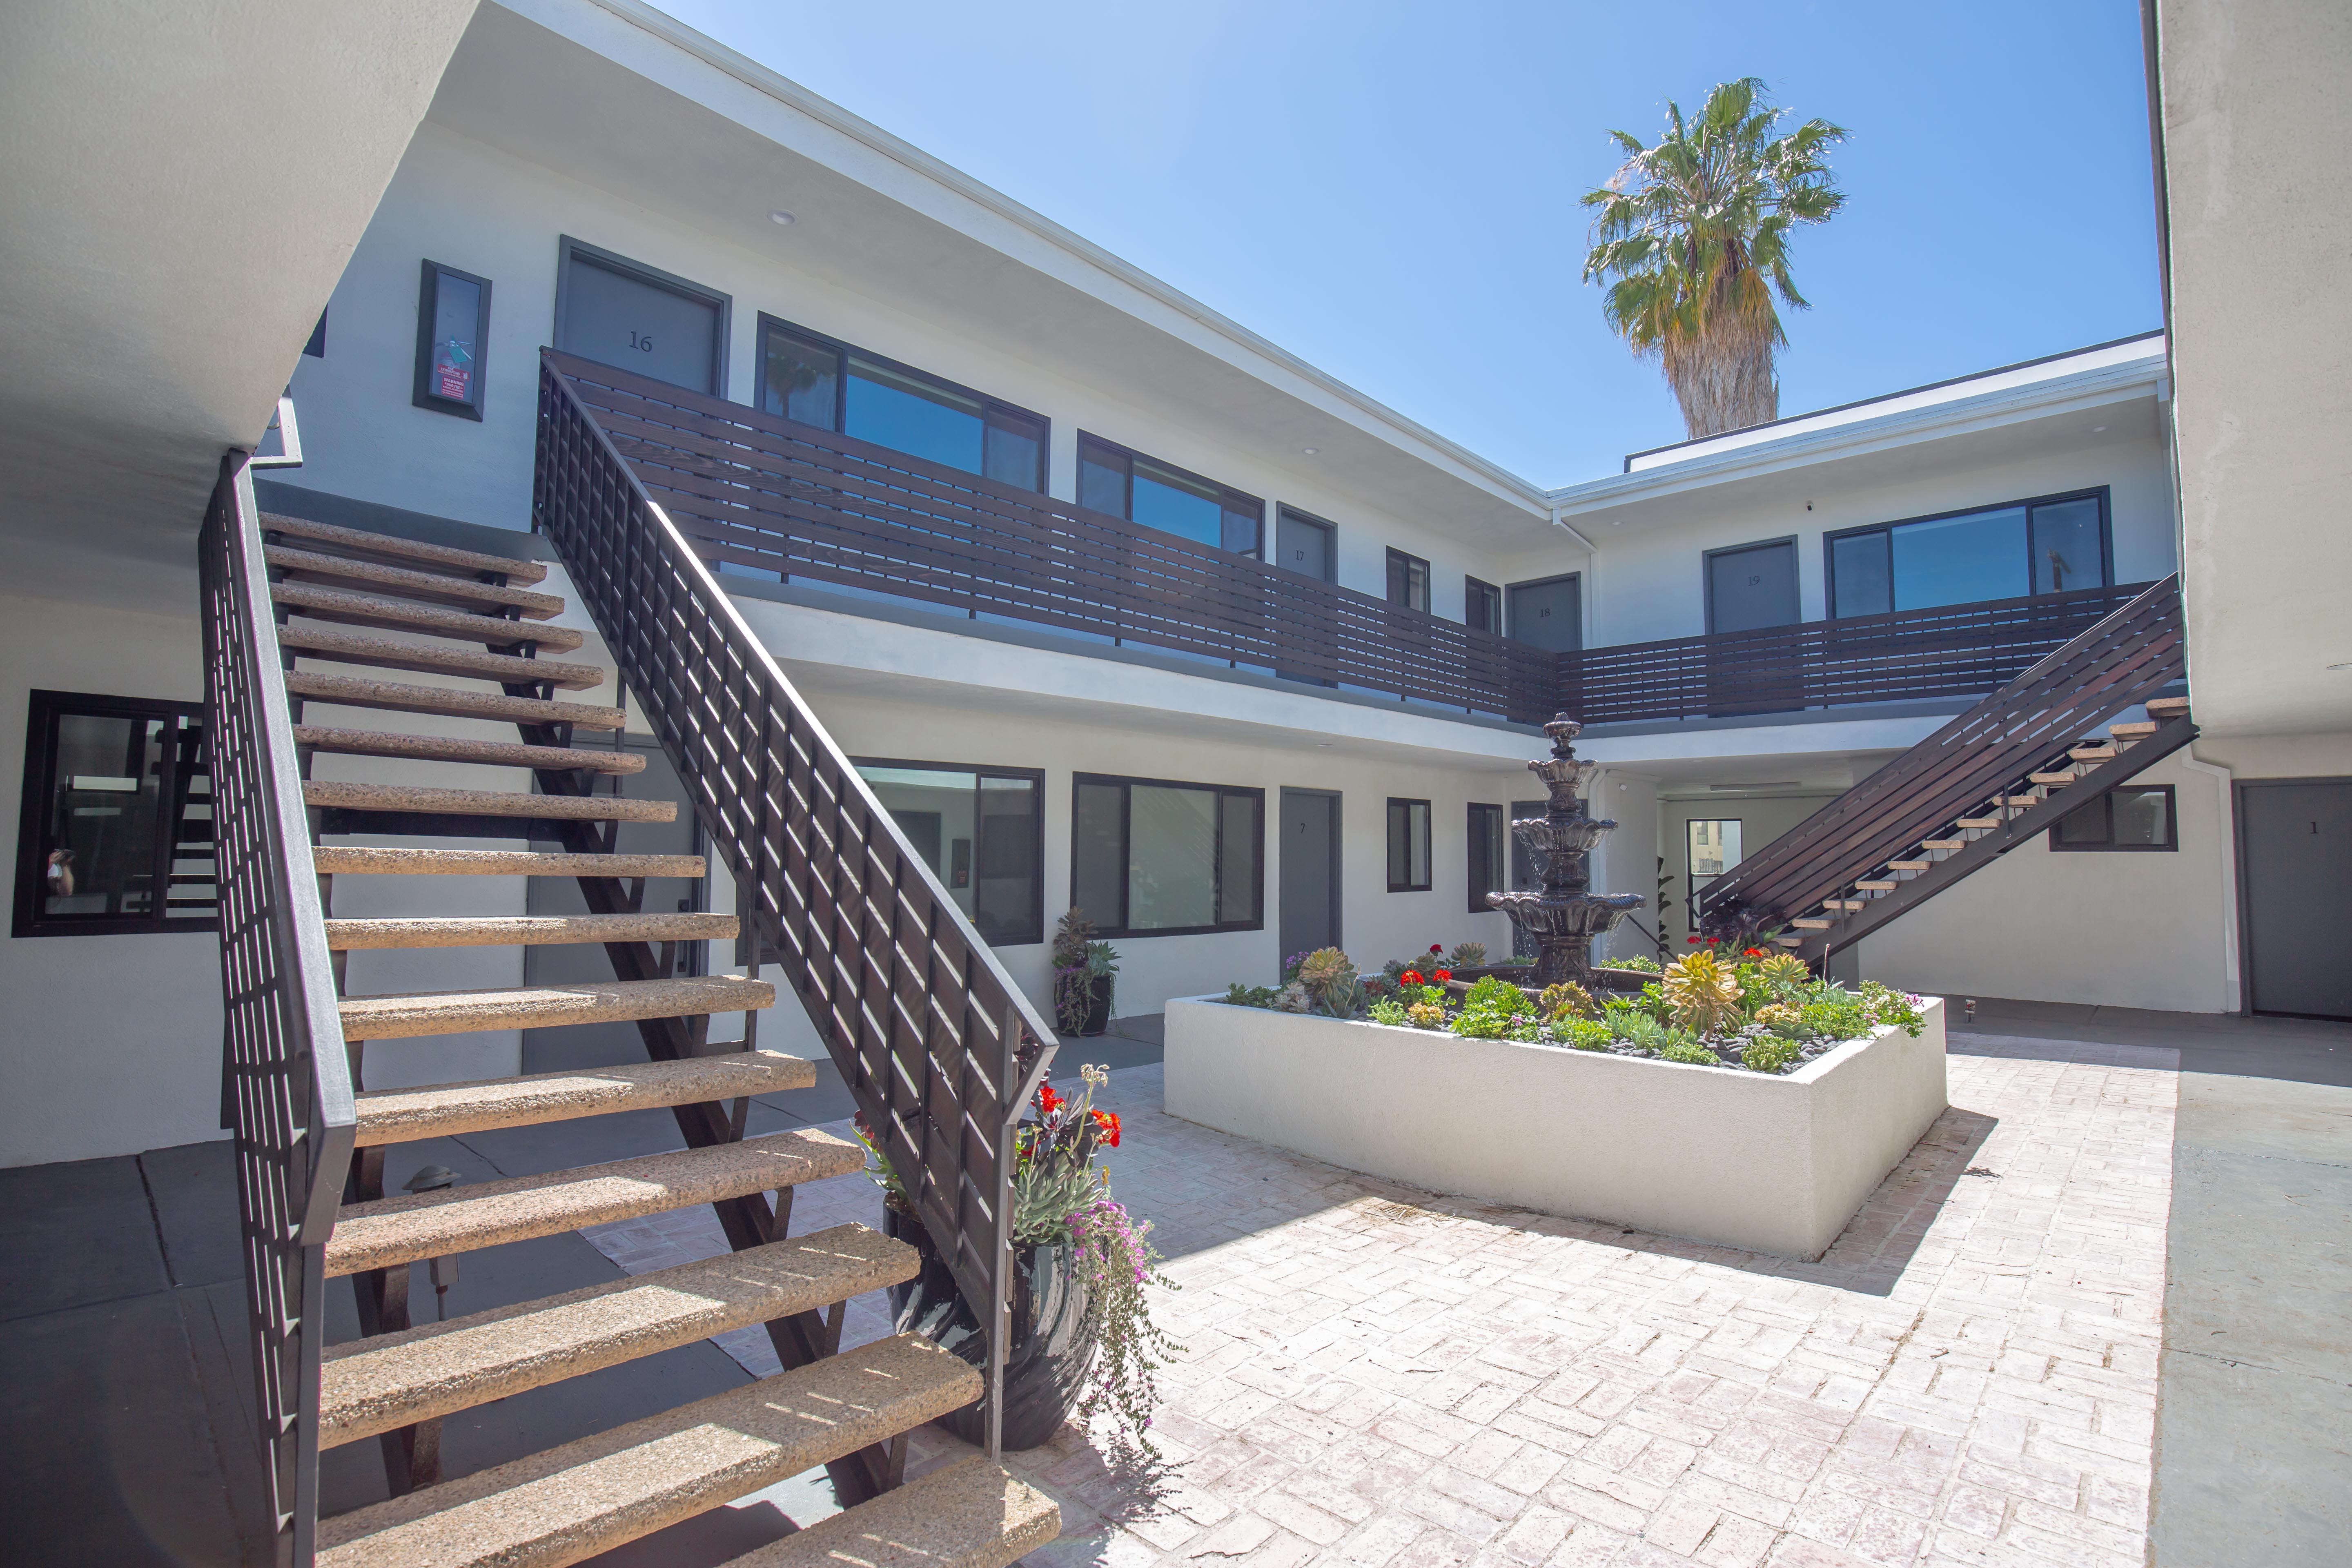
[1164,995,1948,1261]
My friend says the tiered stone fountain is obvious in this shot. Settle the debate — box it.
[1487,715,1646,989]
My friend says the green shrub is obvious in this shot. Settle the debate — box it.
[1610,954,1662,973]
[1559,1017,1615,1051]
[1604,1008,1667,1050]
[1450,975,1529,1040]
[1368,998,1410,1026]
[1742,1034,1802,1074]
[1222,982,1279,1009]
[1656,1031,1718,1066]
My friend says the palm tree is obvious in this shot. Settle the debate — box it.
[1582,78,1848,439]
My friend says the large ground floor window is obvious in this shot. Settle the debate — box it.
[14,690,215,937]
[1072,774,1262,938]
[853,759,1045,945]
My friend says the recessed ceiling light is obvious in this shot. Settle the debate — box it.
[1301,447,1319,455]
[769,210,797,226]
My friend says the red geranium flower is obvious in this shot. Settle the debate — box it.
[1034,1083,1065,1117]
[1090,1108,1122,1148]
[1434,969,1453,982]
[1401,970,1423,985]
[1688,936,1701,944]
[1744,948,1764,958]
[1429,944,1444,955]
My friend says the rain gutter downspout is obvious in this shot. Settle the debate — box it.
[1551,507,1600,656]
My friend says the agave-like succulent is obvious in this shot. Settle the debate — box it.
[1757,953,1811,988]
[1539,981,1597,1020]
[1663,949,1744,1037]
[1297,947,1356,999]
[1446,941,1489,972]
[1319,973,1369,1020]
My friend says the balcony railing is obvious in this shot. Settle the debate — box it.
[1557,582,2154,726]
[546,352,1559,722]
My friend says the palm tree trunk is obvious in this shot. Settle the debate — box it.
[1662,317,1778,439]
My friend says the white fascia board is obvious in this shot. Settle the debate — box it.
[505,0,1549,518]
[1572,712,1952,768]
[1547,346,2169,523]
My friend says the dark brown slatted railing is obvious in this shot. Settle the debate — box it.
[1559,582,2152,725]
[201,450,353,1566]
[545,350,1556,722]
[1696,575,2186,933]
[535,353,1058,1458]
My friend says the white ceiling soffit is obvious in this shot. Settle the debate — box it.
[1546,342,2170,528]
[442,0,1552,542]
[0,0,479,609]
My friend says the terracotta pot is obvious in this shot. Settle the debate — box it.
[882,1205,1100,1450]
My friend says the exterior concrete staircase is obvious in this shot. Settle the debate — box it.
[254,510,1056,1566]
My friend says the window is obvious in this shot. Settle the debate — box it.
[1071,774,1262,937]
[2050,785,2176,851]
[14,691,215,937]
[413,261,490,419]
[555,238,729,395]
[853,760,1044,944]
[1077,434,1261,553]
[1467,802,1505,911]
[762,318,1046,492]
[1385,549,1431,612]
[1686,819,1742,912]
[1387,798,1432,892]
[1466,577,1501,633]
[1827,489,2111,617]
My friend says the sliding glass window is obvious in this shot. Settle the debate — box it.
[1467,802,1505,912]
[1077,434,1263,555]
[759,316,1046,491]
[1826,488,2111,617]
[1071,773,1262,938]
[1387,798,1432,892]
[852,760,1044,945]
[1386,549,1431,612]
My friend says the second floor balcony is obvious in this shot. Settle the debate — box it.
[546,351,2152,732]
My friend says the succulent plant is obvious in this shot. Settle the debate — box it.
[1538,981,1597,1020]
[1297,947,1356,997]
[1756,953,1811,988]
[1663,949,1744,1037]
[1742,1034,1803,1073]
[1318,973,1369,1020]
[1606,1008,1668,1049]
[1405,1001,1449,1030]
[1446,941,1489,972]
[1754,1001,1802,1032]
[1275,981,1313,1013]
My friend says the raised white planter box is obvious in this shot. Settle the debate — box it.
[1163,995,1947,1261]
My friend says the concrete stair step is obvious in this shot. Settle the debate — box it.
[265,541,564,619]
[2146,695,2190,717]
[312,846,704,878]
[1822,898,1866,911]
[1956,817,2003,830]
[302,779,673,823]
[261,512,551,585]
[326,911,735,951]
[2109,720,2159,739]
[1855,880,1897,892]
[1887,859,1933,872]
[722,1456,1061,1568]
[315,1333,979,1568]
[1771,935,1805,948]
[319,1224,913,1447]
[339,973,772,1042]
[2028,770,2079,786]
[1920,838,1967,852]
[1999,794,2043,808]
[295,725,644,775]
[271,580,585,652]
[2068,744,2118,762]
[353,1050,813,1146]
[324,1125,855,1278]
[276,623,605,689]
[285,671,626,730]
[1792,918,1835,931]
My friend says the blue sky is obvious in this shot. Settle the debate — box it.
[653,0,2161,490]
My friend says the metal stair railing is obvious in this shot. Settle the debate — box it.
[1697,575,2187,941]
[200,449,354,1568]
[534,350,1060,1459]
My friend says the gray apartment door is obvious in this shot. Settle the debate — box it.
[1275,508,1334,581]
[2240,781,2352,1018]
[557,247,726,394]
[1278,790,1340,961]
[523,739,707,1073]
[1706,539,1801,633]
[1508,575,1582,653]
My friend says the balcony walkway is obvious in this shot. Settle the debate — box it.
[2,1007,2343,1566]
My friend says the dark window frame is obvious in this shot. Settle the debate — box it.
[413,260,491,420]
[13,690,216,939]
[553,235,732,397]
[1703,535,1802,634]
[1272,503,1338,581]
[759,314,1050,493]
[1386,797,1433,893]
[1467,802,1505,912]
[1465,577,1502,633]
[851,756,1047,945]
[1385,548,1432,613]
[1076,432,1264,556]
[1507,571,1583,650]
[1069,771,1265,940]
[2048,784,2177,852]
[1824,486,2114,619]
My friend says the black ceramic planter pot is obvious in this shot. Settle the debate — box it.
[1078,974,1114,1036]
[883,1206,1100,1450]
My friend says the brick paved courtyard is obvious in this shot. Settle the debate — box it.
[586,1029,2179,1568]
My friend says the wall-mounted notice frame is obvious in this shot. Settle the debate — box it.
[414,260,491,419]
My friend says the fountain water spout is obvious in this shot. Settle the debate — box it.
[1486,715,1646,989]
